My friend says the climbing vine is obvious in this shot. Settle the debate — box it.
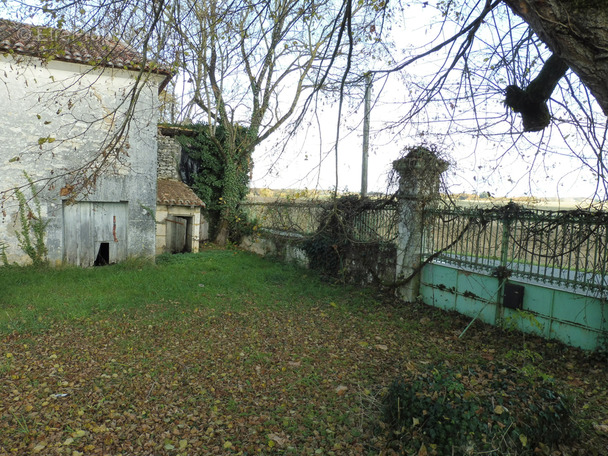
[13,172,48,266]
[0,242,9,266]
[173,123,253,243]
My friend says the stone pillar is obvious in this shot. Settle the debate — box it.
[393,147,448,302]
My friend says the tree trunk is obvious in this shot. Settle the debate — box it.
[503,0,608,116]
[213,157,241,246]
[214,218,230,246]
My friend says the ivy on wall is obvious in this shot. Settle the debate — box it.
[172,123,253,242]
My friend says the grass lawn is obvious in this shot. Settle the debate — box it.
[1,248,607,455]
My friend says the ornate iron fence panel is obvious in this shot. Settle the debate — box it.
[424,203,608,294]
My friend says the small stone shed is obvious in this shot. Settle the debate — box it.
[156,131,207,254]
[156,179,206,253]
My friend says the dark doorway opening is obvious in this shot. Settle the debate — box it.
[94,242,110,266]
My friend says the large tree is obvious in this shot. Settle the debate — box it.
[250,0,608,198]
[4,0,608,208]
[169,0,350,243]
[2,0,383,243]
[504,0,608,117]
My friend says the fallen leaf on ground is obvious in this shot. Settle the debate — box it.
[267,433,288,446]
[594,423,608,434]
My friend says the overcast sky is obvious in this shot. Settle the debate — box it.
[250,4,604,201]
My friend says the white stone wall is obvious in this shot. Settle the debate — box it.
[0,55,164,265]
[155,205,170,254]
[240,233,310,269]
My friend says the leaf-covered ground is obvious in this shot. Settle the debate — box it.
[1,251,607,455]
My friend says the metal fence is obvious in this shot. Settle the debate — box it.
[241,201,323,235]
[241,200,608,293]
[241,200,399,243]
[424,203,608,294]
[349,205,399,243]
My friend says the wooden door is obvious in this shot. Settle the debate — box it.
[63,202,128,266]
[166,215,187,253]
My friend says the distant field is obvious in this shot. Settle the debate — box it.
[454,197,594,211]
[247,189,595,211]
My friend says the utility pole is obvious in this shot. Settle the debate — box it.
[361,72,372,198]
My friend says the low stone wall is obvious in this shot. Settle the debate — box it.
[421,262,608,351]
[341,242,397,285]
[241,230,396,286]
[241,231,309,268]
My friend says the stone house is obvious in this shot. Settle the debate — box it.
[156,132,207,254]
[0,20,172,266]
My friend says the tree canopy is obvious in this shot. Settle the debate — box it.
[359,0,608,199]
[2,0,607,206]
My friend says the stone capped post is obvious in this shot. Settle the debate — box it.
[393,147,448,302]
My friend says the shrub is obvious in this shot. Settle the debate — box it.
[381,362,578,454]
[301,195,397,281]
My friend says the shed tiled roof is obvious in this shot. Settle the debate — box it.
[157,179,205,207]
[0,19,172,88]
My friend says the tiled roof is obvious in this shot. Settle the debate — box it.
[157,179,205,207]
[0,19,172,87]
